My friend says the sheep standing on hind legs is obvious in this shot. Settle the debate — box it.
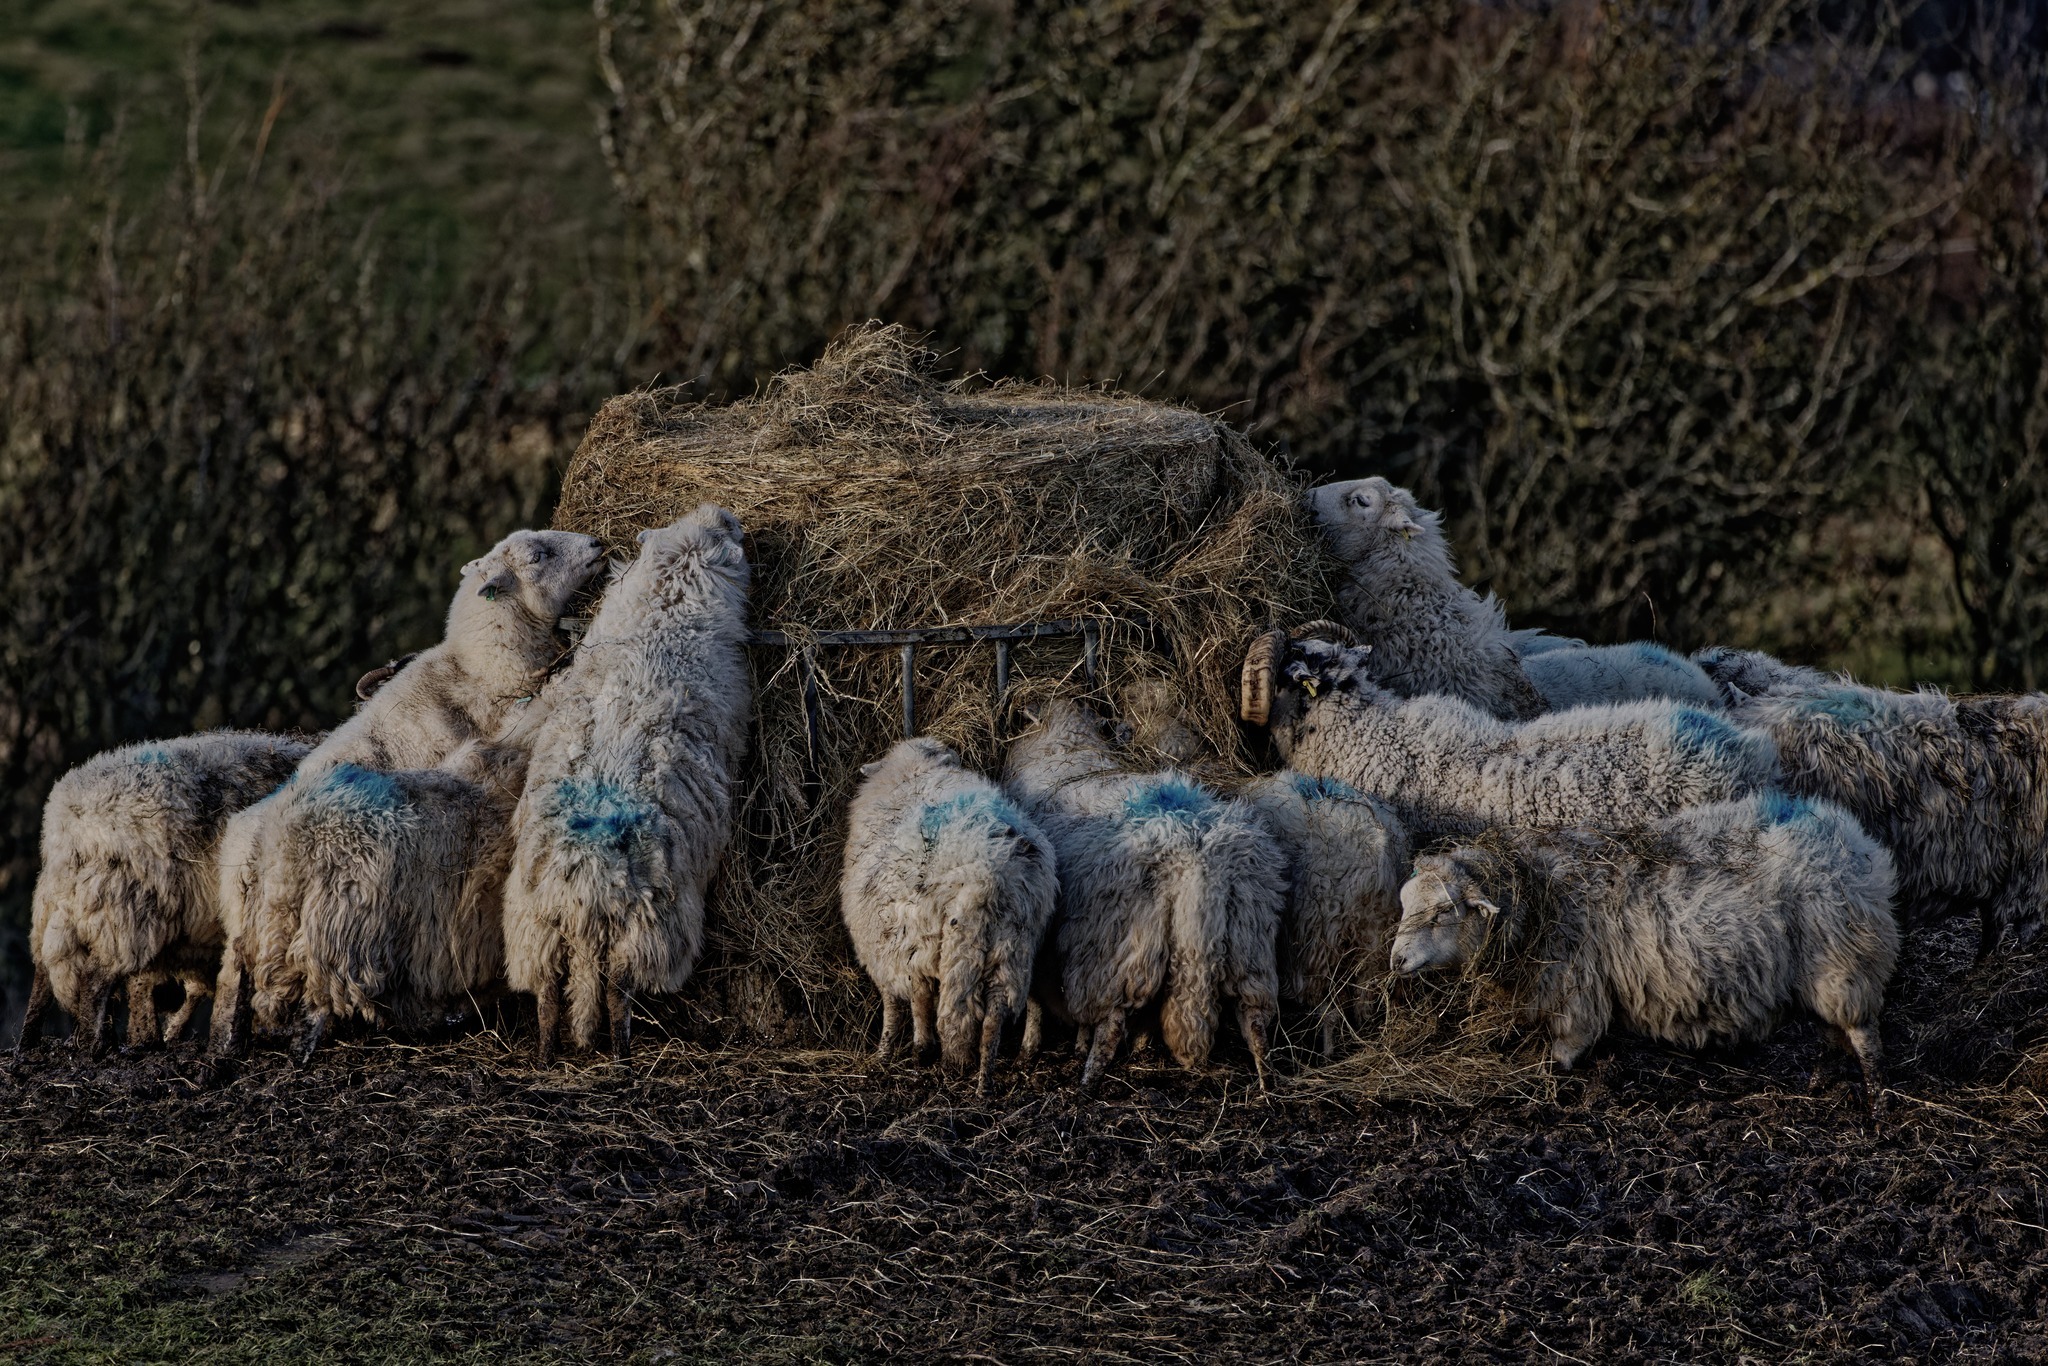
[841,738,1057,1092]
[21,732,311,1055]
[505,505,752,1064]
[208,528,606,1058]
[1003,699,1284,1089]
[1310,477,1720,712]
[1390,792,1900,1109]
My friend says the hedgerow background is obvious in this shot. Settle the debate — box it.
[4,0,2045,1019]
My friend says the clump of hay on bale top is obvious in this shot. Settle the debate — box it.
[552,323,1333,1042]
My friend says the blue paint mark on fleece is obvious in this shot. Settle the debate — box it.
[1798,687,1877,727]
[1629,641,1680,667]
[1758,791,1820,827]
[1124,775,1217,827]
[131,747,175,767]
[548,778,653,851]
[318,764,404,813]
[918,791,1025,845]
[1671,708,1746,766]
[1290,773,1363,804]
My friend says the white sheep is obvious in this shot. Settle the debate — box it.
[1719,678,2048,953]
[1003,699,1284,1088]
[1312,478,1722,712]
[1390,792,1900,1105]
[1239,770,1409,1058]
[283,732,534,1062]
[504,505,753,1063]
[210,528,604,1055]
[1241,633,1778,841]
[841,737,1057,1092]
[20,731,310,1054]
[1309,478,1546,720]
[1519,641,1724,712]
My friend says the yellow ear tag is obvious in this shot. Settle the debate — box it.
[1303,677,1320,698]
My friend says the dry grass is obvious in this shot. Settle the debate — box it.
[553,323,1333,1039]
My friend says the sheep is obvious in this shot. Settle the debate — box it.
[209,527,605,1056]
[504,504,753,1063]
[840,737,1057,1092]
[1311,478,1721,713]
[1003,698,1284,1088]
[1240,632,1778,841]
[19,731,312,1055]
[1389,792,1900,1106]
[282,730,536,1062]
[1520,641,1724,712]
[1239,771,1409,1058]
[1718,678,2048,953]
[1309,477,1547,721]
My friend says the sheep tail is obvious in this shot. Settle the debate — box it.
[934,863,998,1073]
[565,935,607,1052]
[1159,856,1223,1069]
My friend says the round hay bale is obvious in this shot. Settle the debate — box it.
[552,323,1335,1041]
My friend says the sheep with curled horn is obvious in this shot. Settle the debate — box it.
[1390,792,1900,1110]
[210,528,607,1057]
[841,737,1057,1093]
[504,505,753,1063]
[1310,477,1720,713]
[1240,628,1778,843]
[1003,698,1284,1090]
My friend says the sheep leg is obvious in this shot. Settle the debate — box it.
[976,1007,1004,1097]
[877,995,905,1061]
[209,944,252,1059]
[125,975,161,1051]
[1080,1010,1126,1092]
[160,976,208,1045]
[1073,1023,1093,1059]
[1843,1023,1886,1115]
[1019,999,1042,1059]
[1240,1003,1274,1092]
[81,969,116,1060]
[534,970,562,1068]
[293,1009,330,1067]
[910,977,937,1066]
[15,964,51,1052]
[607,980,632,1062]
[1318,1012,1339,1063]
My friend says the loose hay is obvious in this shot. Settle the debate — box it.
[553,323,1334,1041]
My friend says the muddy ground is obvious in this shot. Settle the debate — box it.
[1,921,2043,1364]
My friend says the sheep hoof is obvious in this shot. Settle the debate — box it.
[292,1013,329,1068]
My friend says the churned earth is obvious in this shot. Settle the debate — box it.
[1,920,2043,1364]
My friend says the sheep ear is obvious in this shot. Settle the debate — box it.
[477,565,517,600]
[1391,508,1423,535]
[858,760,882,779]
[636,527,654,544]
[1473,897,1500,919]
[1111,721,1136,747]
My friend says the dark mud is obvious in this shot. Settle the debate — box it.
[1,922,2043,1364]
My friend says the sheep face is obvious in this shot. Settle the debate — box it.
[1309,477,1440,565]
[624,503,750,608]
[1692,646,1829,703]
[463,530,606,623]
[1390,854,1497,975]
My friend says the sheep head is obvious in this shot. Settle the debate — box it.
[1390,852,1499,976]
[465,530,608,624]
[624,503,751,612]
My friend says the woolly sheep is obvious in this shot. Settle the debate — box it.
[1239,771,1409,1058]
[841,737,1057,1092]
[1003,699,1284,1088]
[210,528,604,1055]
[1241,634,1778,841]
[504,505,753,1063]
[1520,641,1724,712]
[284,731,535,1062]
[20,731,310,1055]
[1722,678,2048,953]
[1390,792,1900,1104]
[1309,478,1546,721]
